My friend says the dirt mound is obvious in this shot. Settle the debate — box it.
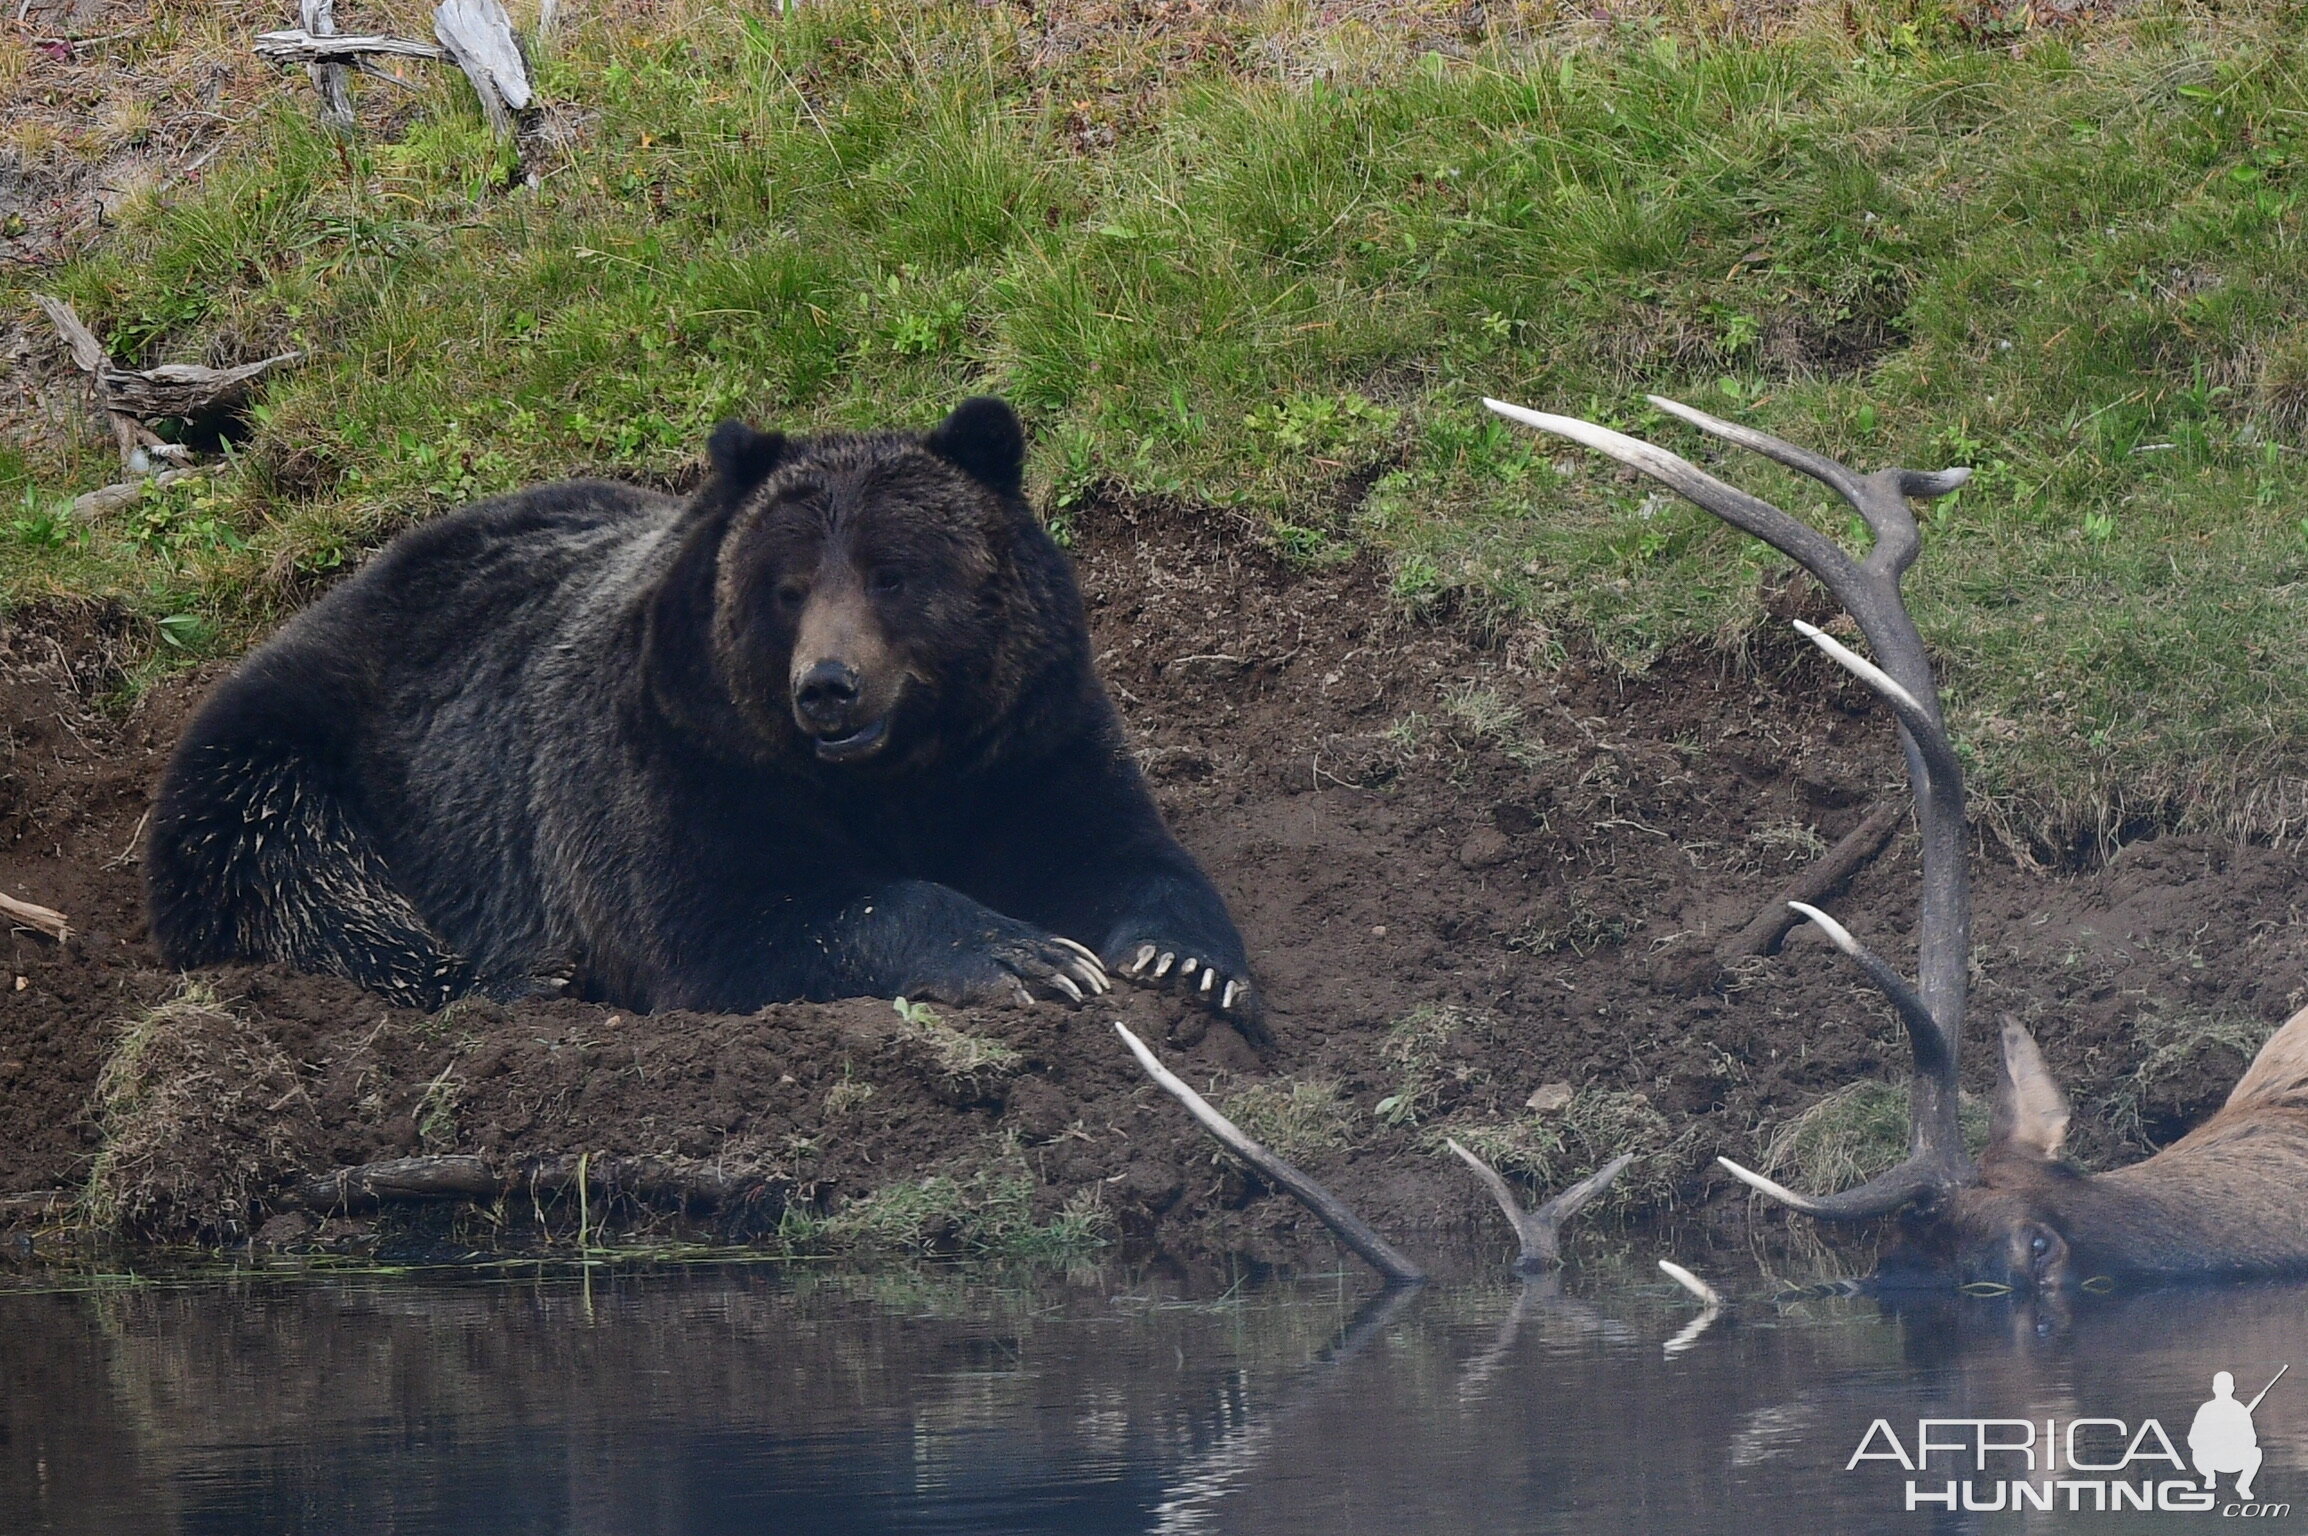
[6,500,2308,1267]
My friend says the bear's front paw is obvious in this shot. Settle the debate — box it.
[976,930,1111,1007]
[1115,942,1266,1040]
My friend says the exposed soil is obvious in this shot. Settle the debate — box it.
[5,498,2307,1271]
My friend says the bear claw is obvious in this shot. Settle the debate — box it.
[1127,943,1158,976]
[1153,952,1176,978]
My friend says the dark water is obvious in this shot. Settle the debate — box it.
[8,1253,2308,1535]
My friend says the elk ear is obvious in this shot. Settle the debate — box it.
[924,396,1026,497]
[1989,1016,2071,1162]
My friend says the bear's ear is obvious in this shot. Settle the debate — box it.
[706,420,790,493]
[924,396,1026,497]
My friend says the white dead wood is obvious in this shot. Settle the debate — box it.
[433,0,532,139]
[72,467,205,523]
[37,296,297,472]
[1115,1022,1426,1284]
[299,0,355,133]
[252,29,447,64]
[0,893,71,943]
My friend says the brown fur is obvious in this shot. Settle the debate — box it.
[1897,1007,2308,1288]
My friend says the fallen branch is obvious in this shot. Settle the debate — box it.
[1716,796,1904,962]
[1115,1022,1426,1285]
[285,1152,786,1214]
[72,467,204,523]
[36,296,297,470]
[0,892,70,942]
[252,28,446,64]
[0,1188,73,1221]
[1445,1139,1632,1271]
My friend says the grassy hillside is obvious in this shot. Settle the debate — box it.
[6,0,2308,852]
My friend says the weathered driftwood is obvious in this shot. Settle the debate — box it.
[1445,1139,1631,1271]
[433,0,531,139]
[0,892,70,942]
[72,467,204,523]
[299,0,355,133]
[252,28,447,64]
[1115,1022,1427,1284]
[286,1153,786,1214]
[99,355,303,420]
[37,296,297,471]
[1715,796,1905,963]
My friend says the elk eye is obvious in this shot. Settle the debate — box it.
[2030,1234,2049,1255]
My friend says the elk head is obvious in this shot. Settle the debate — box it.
[1487,394,2308,1292]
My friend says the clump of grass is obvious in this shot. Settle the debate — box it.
[785,1164,1110,1262]
[2258,324,2308,441]
[413,1061,463,1152]
[1376,1003,1488,1125]
[1437,1087,1688,1210]
[823,1063,876,1118]
[1758,1080,1990,1195]
[1441,681,1549,767]
[1218,1077,1360,1160]
[2102,1005,2275,1151]
[81,985,315,1239]
[1739,819,1829,873]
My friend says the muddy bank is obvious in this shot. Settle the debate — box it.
[4,500,2305,1268]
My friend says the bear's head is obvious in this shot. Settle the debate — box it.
[653,397,1078,775]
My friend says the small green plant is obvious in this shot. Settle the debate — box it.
[891,996,1021,1079]
[1242,392,1397,457]
[8,491,73,548]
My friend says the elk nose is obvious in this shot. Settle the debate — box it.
[795,660,861,728]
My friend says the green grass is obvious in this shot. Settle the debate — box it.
[778,1163,1111,1262]
[12,0,2308,845]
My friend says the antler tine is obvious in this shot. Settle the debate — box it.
[1487,396,1976,1220]
[1448,1139,1633,1272]
[1483,398,1857,587]
[1645,395,1970,582]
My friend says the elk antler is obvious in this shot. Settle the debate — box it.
[1485,396,1973,1219]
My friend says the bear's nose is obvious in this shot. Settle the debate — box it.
[794,660,862,728]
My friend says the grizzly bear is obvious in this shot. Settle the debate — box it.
[145,398,1263,1035]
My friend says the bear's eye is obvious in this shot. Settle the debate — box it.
[868,568,905,597]
[774,579,810,612]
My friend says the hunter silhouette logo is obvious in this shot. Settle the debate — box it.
[2190,1367,2285,1503]
[1845,1364,2292,1516]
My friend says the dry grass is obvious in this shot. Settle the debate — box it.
[81,985,316,1239]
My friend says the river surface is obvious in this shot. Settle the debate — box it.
[8,1251,2308,1534]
